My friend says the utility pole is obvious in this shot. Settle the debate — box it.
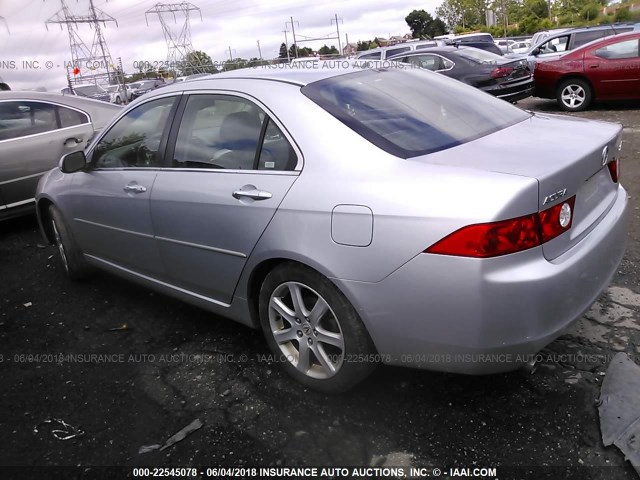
[228,46,233,61]
[331,14,343,54]
[257,40,262,60]
[282,28,291,62]
[501,0,507,39]
[145,3,204,75]
[46,0,118,86]
[286,16,299,58]
[0,17,9,34]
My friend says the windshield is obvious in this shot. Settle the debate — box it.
[105,86,118,92]
[138,81,155,89]
[75,85,104,95]
[457,48,502,64]
[301,68,530,158]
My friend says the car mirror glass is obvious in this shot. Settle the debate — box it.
[59,150,87,173]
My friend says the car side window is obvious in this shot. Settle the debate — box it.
[172,94,297,171]
[0,101,58,141]
[92,96,175,169]
[57,106,89,128]
[574,30,607,48]
[409,55,444,71]
[595,39,640,60]
[540,36,569,53]
[386,47,410,57]
[359,52,382,60]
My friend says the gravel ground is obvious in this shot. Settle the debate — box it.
[1,97,639,479]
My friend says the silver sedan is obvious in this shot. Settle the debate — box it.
[36,64,628,392]
[0,92,120,220]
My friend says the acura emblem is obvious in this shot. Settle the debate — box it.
[602,146,609,166]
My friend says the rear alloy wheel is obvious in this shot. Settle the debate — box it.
[557,79,592,112]
[259,263,377,393]
[115,96,122,104]
[49,205,91,280]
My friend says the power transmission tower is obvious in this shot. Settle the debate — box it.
[0,17,9,34]
[145,2,204,75]
[46,0,118,86]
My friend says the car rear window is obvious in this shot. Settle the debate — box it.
[457,48,502,64]
[301,68,530,158]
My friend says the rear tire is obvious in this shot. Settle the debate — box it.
[49,205,91,280]
[557,78,592,112]
[259,262,377,393]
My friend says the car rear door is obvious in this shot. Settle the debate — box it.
[586,37,640,99]
[0,99,93,210]
[150,93,300,304]
[67,94,179,277]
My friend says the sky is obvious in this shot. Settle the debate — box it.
[0,0,440,91]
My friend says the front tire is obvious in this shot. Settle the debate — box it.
[557,78,592,112]
[49,205,91,280]
[259,263,377,393]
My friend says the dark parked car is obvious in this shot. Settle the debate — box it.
[447,40,503,56]
[130,79,165,99]
[389,46,534,102]
[534,31,640,111]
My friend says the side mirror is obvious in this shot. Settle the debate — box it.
[59,150,87,173]
[531,48,541,56]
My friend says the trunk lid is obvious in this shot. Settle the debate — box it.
[412,113,622,260]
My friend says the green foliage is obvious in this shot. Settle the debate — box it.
[614,7,632,22]
[405,9,448,38]
[279,42,288,59]
[356,40,372,51]
[318,45,339,55]
[581,3,600,20]
[182,50,216,75]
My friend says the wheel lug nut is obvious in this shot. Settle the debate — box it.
[295,318,301,324]
[307,338,313,345]
[313,329,318,336]
[297,331,303,338]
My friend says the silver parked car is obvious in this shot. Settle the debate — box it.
[0,92,121,220]
[36,65,628,392]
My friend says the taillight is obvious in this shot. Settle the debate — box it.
[538,196,576,243]
[608,159,619,183]
[425,196,576,258]
[490,67,513,79]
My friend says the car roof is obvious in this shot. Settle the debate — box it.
[143,62,381,93]
[569,30,640,53]
[0,90,120,109]
[386,46,467,58]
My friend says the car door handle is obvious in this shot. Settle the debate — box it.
[123,184,147,193]
[64,137,83,146]
[232,189,272,200]
[589,65,599,69]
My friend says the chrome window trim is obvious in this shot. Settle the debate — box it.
[409,53,455,72]
[0,97,91,144]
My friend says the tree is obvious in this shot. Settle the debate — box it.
[279,42,289,59]
[182,50,216,75]
[289,44,313,57]
[406,9,448,38]
[406,9,435,38]
[318,44,339,55]
[436,0,464,29]
[356,40,372,51]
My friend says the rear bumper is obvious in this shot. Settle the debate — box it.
[336,186,629,374]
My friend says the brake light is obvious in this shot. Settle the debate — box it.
[425,196,576,258]
[490,67,513,79]
[538,196,576,243]
[608,159,619,183]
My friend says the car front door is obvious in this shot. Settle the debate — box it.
[150,93,300,304]
[67,94,178,276]
[0,100,93,211]
[587,38,640,99]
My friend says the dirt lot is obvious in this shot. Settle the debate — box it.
[1,97,640,479]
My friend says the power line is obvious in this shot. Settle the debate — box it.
[45,0,118,86]
[145,2,204,74]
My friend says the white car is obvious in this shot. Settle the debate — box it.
[510,40,531,54]
[104,85,128,104]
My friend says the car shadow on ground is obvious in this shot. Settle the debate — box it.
[524,98,640,113]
